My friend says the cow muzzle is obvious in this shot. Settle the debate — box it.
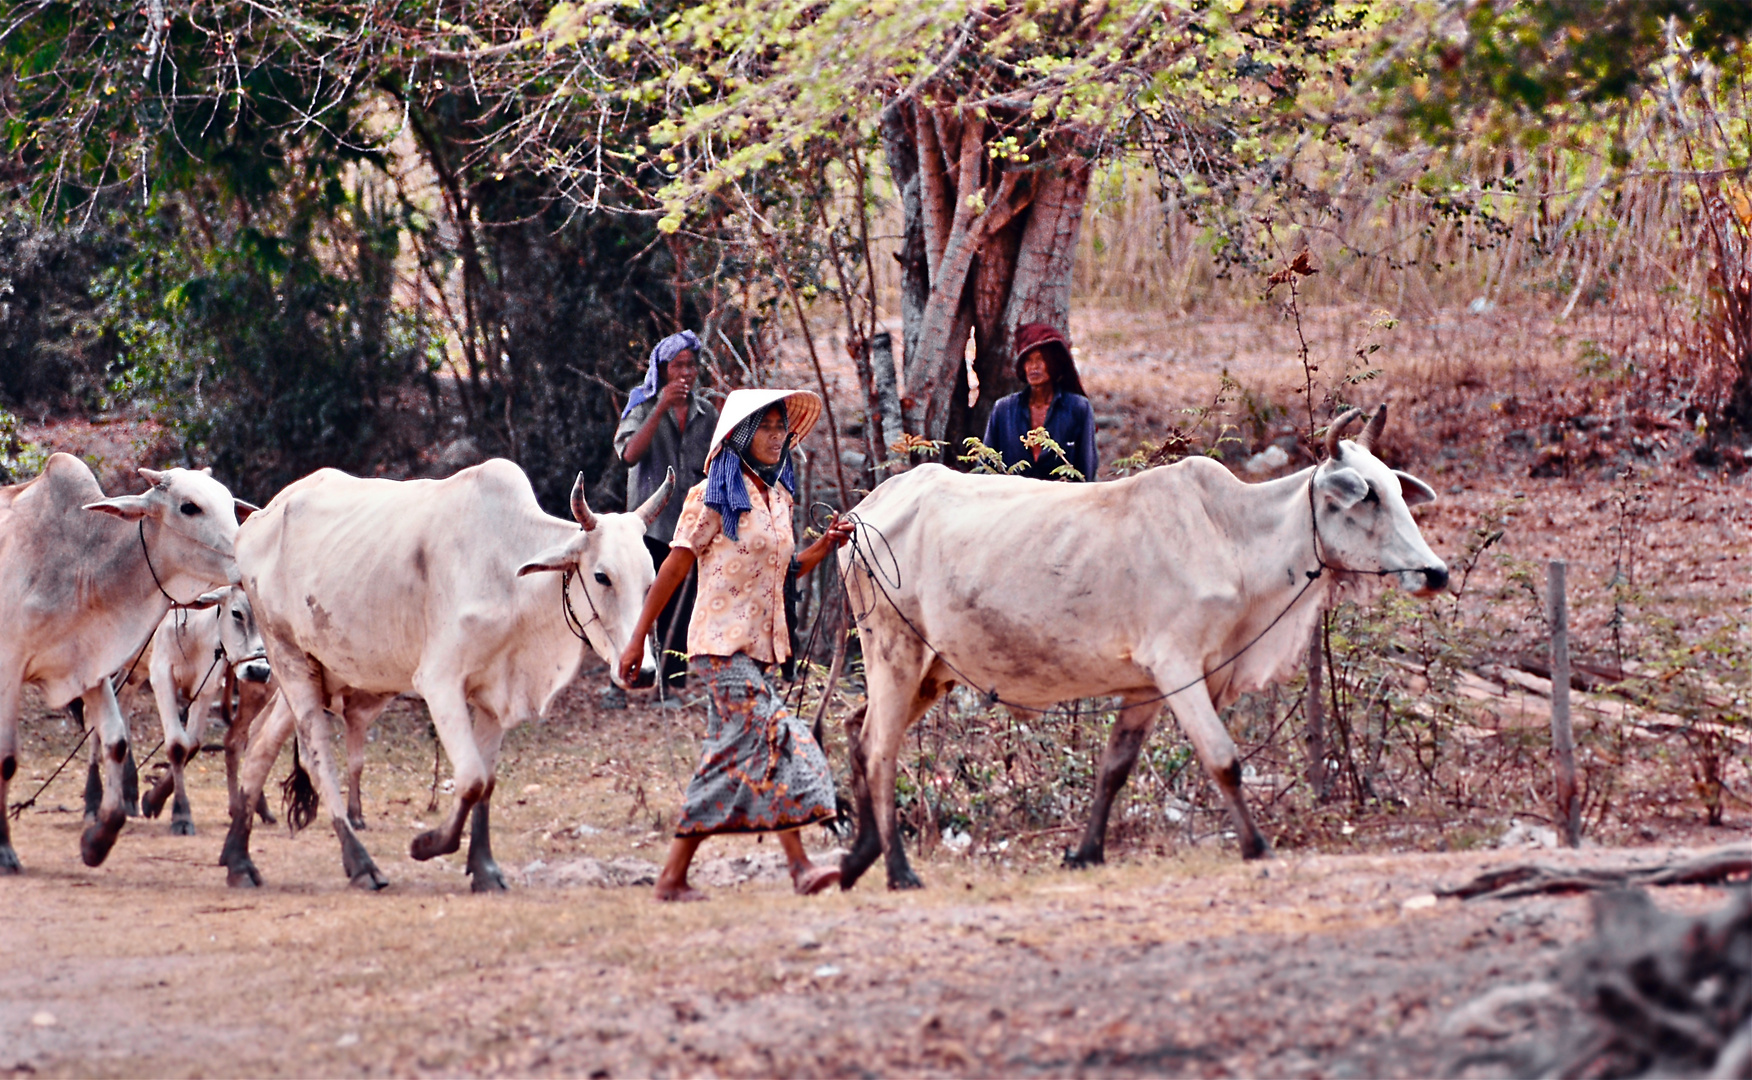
[1400,564,1449,596]
[239,660,272,684]
[627,662,657,690]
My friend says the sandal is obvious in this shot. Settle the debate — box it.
[793,864,841,896]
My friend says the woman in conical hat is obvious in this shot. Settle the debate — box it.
[618,388,854,901]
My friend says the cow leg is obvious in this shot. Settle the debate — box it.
[168,676,228,836]
[338,693,390,832]
[839,705,883,889]
[1065,695,1160,868]
[0,673,22,873]
[345,719,367,830]
[140,767,174,820]
[407,682,487,867]
[165,744,199,835]
[221,691,294,887]
[78,682,130,867]
[310,708,386,889]
[869,733,922,891]
[1158,677,1270,860]
[229,678,276,825]
[465,791,505,892]
[871,675,939,892]
[82,713,102,825]
[268,654,386,890]
[145,676,199,833]
[121,744,141,818]
[464,719,506,893]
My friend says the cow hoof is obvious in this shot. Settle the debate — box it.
[348,814,368,831]
[257,806,277,826]
[886,871,925,891]
[1062,847,1104,870]
[79,816,125,868]
[226,863,263,888]
[1241,834,1274,861]
[170,819,196,837]
[349,868,389,891]
[469,864,508,893]
[409,828,458,861]
[0,845,20,875]
[123,800,142,819]
[140,790,167,819]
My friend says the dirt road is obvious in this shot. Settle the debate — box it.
[0,694,1734,1078]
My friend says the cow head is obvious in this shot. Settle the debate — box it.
[83,467,259,594]
[515,469,676,688]
[1312,405,1448,596]
[192,586,271,683]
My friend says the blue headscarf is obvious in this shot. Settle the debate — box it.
[704,402,796,541]
[620,329,702,419]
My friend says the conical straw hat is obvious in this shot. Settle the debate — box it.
[706,388,823,462]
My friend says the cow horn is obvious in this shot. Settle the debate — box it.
[569,472,598,531]
[1358,404,1387,452]
[635,468,676,529]
[1323,408,1365,460]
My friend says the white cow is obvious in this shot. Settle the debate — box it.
[222,458,671,890]
[135,586,272,835]
[0,454,252,872]
[836,406,1447,889]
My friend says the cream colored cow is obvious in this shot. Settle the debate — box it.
[838,406,1447,890]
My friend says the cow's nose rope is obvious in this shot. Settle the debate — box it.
[1305,468,1445,581]
[831,470,1442,718]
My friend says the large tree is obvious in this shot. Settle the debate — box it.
[437,0,1377,451]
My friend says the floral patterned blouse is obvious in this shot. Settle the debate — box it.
[670,474,794,664]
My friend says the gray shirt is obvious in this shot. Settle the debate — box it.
[613,392,718,543]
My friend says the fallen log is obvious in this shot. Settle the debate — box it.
[1550,888,1752,1078]
[1440,847,1752,902]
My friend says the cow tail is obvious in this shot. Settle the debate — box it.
[280,735,319,835]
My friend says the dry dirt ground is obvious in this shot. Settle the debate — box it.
[0,688,1741,1079]
[7,302,1752,1077]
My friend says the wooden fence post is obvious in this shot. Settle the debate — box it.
[1305,631,1329,801]
[1549,560,1581,847]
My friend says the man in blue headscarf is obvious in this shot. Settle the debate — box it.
[613,330,719,692]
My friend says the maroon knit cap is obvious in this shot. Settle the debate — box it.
[1011,322,1086,397]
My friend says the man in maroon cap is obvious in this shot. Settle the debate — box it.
[980,322,1099,481]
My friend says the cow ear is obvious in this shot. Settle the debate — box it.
[234,498,261,521]
[187,591,225,610]
[199,466,214,477]
[1318,466,1369,511]
[1394,471,1437,507]
[83,494,155,521]
[137,467,167,487]
[516,539,580,577]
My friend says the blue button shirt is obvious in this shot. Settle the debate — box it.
[982,390,1098,481]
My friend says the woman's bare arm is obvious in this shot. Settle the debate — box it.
[617,547,696,684]
[795,518,855,577]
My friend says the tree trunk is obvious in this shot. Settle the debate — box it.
[878,99,1092,453]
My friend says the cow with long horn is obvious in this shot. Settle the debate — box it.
[836,402,1447,889]
[223,460,673,890]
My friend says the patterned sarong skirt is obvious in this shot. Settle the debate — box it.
[675,653,837,837]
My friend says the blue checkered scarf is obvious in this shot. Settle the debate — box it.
[620,329,702,419]
[704,404,795,541]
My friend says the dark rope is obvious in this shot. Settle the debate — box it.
[138,518,197,609]
[8,726,92,819]
[559,566,603,642]
[835,472,1442,717]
